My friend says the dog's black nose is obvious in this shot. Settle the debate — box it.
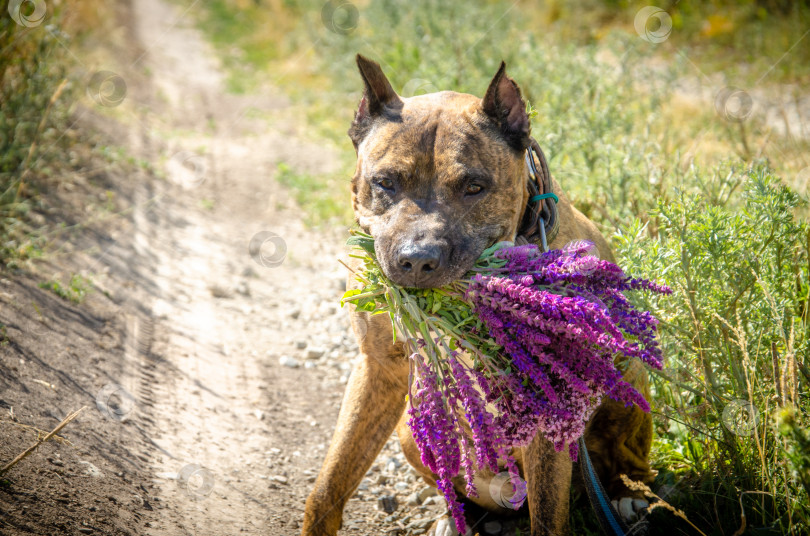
[397,244,442,275]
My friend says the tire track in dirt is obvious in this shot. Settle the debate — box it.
[114,0,362,534]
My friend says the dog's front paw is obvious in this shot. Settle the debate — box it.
[427,516,472,536]
[611,497,649,522]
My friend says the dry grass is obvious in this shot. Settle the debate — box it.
[0,407,86,477]
[620,474,708,536]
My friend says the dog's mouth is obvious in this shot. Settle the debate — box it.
[388,264,471,289]
[376,239,479,289]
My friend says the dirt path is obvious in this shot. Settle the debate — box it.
[2,0,448,535]
[109,0,388,533]
[120,0,347,533]
[120,0,455,531]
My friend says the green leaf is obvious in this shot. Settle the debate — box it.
[480,240,513,259]
[341,288,363,305]
[355,300,379,312]
[346,234,376,255]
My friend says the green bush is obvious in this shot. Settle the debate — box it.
[617,165,810,533]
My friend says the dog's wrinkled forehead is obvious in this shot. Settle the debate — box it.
[358,92,514,186]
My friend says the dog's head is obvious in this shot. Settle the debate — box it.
[349,54,531,288]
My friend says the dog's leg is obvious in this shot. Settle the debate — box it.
[523,435,572,536]
[302,312,409,536]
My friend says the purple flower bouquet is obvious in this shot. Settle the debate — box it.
[341,232,669,533]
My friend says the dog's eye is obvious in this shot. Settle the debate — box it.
[465,183,484,196]
[374,177,395,192]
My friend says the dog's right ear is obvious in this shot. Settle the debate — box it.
[482,61,530,151]
[349,54,401,147]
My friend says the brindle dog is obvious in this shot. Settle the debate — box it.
[302,55,655,536]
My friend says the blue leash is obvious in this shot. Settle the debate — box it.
[531,193,558,253]
[577,437,634,536]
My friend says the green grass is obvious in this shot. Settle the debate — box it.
[191,0,298,93]
[188,0,810,533]
[535,0,810,85]
[274,162,353,226]
[0,15,68,268]
[0,1,110,269]
[38,274,93,304]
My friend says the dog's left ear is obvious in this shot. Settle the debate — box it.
[482,62,530,151]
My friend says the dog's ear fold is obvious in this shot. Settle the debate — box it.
[482,62,530,151]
